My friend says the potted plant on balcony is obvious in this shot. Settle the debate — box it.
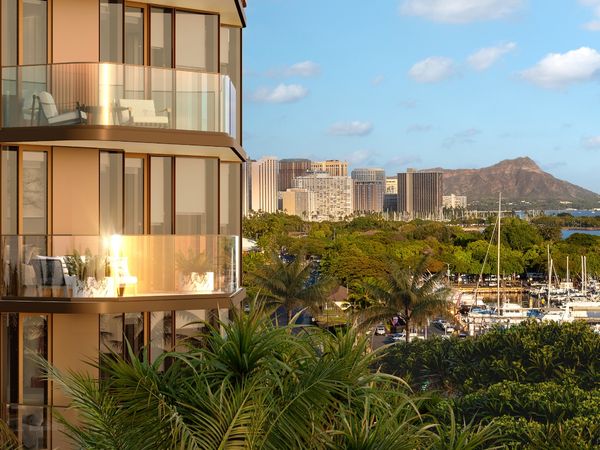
[176,249,214,293]
[64,249,114,297]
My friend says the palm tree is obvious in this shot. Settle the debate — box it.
[247,252,332,323]
[0,419,19,450]
[45,302,435,450]
[355,255,451,343]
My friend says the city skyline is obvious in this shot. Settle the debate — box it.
[244,0,600,193]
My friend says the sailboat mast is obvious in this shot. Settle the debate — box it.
[548,245,551,304]
[497,193,501,312]
[567,256,570,301]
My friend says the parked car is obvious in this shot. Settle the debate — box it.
[375,325,386,335]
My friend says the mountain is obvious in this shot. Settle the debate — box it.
[440,157,600,209]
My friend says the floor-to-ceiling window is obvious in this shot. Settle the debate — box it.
[100,152,124,235]
[1,147,18,234]
[22,0,47,65]
[150,7,172,67]
[100,0,123,63]
[175,158,218,235]
[124,157,145,234]
[175,11,218,72]
[125,5,145,65]
[150,156,172,235]
[1,0,17,66]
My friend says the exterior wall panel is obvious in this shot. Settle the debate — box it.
[52,0,100,63]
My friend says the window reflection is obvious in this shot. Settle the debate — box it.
[125,6,144,65]
[150,157,172,235]
[125,158,144,234]
[2,0,17,66]
[22,151,47,235]
[2,147,18,234]
[22,0,47,65]
[151,7,172,67]
[22,315,48,405]
[100,0,123,63]
[150,311,172,371]
[175,158,218,235]
[100,152,123,235]
[175,11,218,72]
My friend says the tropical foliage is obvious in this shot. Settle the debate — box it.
[243,212,600,284]
[246,252,332,322]
[354,256,451,342]
[43,303,502,450]
[378,321,600,448]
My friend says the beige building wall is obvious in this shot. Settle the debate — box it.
[52,147,99,235]
[282,188,311,218]
[52,314,99,406]
[52,0,99,63]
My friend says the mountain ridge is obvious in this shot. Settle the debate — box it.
[436,157,600,209]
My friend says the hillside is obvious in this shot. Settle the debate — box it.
[441,157,600,209]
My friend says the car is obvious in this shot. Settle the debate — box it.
[391,332,405,341]
[375,325,386,335]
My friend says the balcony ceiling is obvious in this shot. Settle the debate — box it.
[140,0,246,27]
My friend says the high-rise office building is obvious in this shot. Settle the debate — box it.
[278,158,311,192]
[397,169,443,219]
[311,160,348,177]
[351,168,385,213]
[293,172,353,221]
[250,157,279,213]
[0,1,247,446]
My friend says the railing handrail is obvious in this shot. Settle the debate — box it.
[1,62,231,80]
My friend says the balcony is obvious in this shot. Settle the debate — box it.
[1,63,237,138]
[0,234,240,304]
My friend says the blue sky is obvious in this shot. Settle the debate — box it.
[243,0,600,193]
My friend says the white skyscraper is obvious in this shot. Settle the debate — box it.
[250,157,279,213]
[293,172,353,221]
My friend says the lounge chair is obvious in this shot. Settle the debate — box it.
[117,99,170,127]
[32,91,87,126]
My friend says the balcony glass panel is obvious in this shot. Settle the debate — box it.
[0,234,240,299]
[1,63,237,138]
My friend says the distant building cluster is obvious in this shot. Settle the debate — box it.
[443,194,467,209]
[245,157,464,221]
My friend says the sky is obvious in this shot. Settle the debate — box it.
[243,0,600,193]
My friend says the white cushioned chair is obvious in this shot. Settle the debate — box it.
[34,91,87,126]
[117,99,170,127]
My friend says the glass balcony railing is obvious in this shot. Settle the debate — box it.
[0,234,240,299]
[1,63,237,137]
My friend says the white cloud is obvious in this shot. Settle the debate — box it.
[468,42,517,71]
[520,47,600,89]
[328,121,374,136]
[371,75,385,86]
[409,56,456,83]
[251,84,309,103]
[443,128,481,147]
[399,0,525,24]
[283,61,321,77]
[386,155,422,169]
[583,135,600,149]
[579,0,600,30]
[347,149,380,166]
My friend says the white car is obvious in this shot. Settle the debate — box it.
[375,325,386,335]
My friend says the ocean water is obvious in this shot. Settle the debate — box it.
[562,229,600,239]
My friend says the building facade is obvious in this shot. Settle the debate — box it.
[397,169,443,219]
[278,158,311,192]
[282,188,313,218]
[351,168,385,213]
[293,172,353,221]
[250,157,278,213]
[0,1,247,447]
[443,194,467,209]
[311,160,348,177]
[385,176,398,194]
